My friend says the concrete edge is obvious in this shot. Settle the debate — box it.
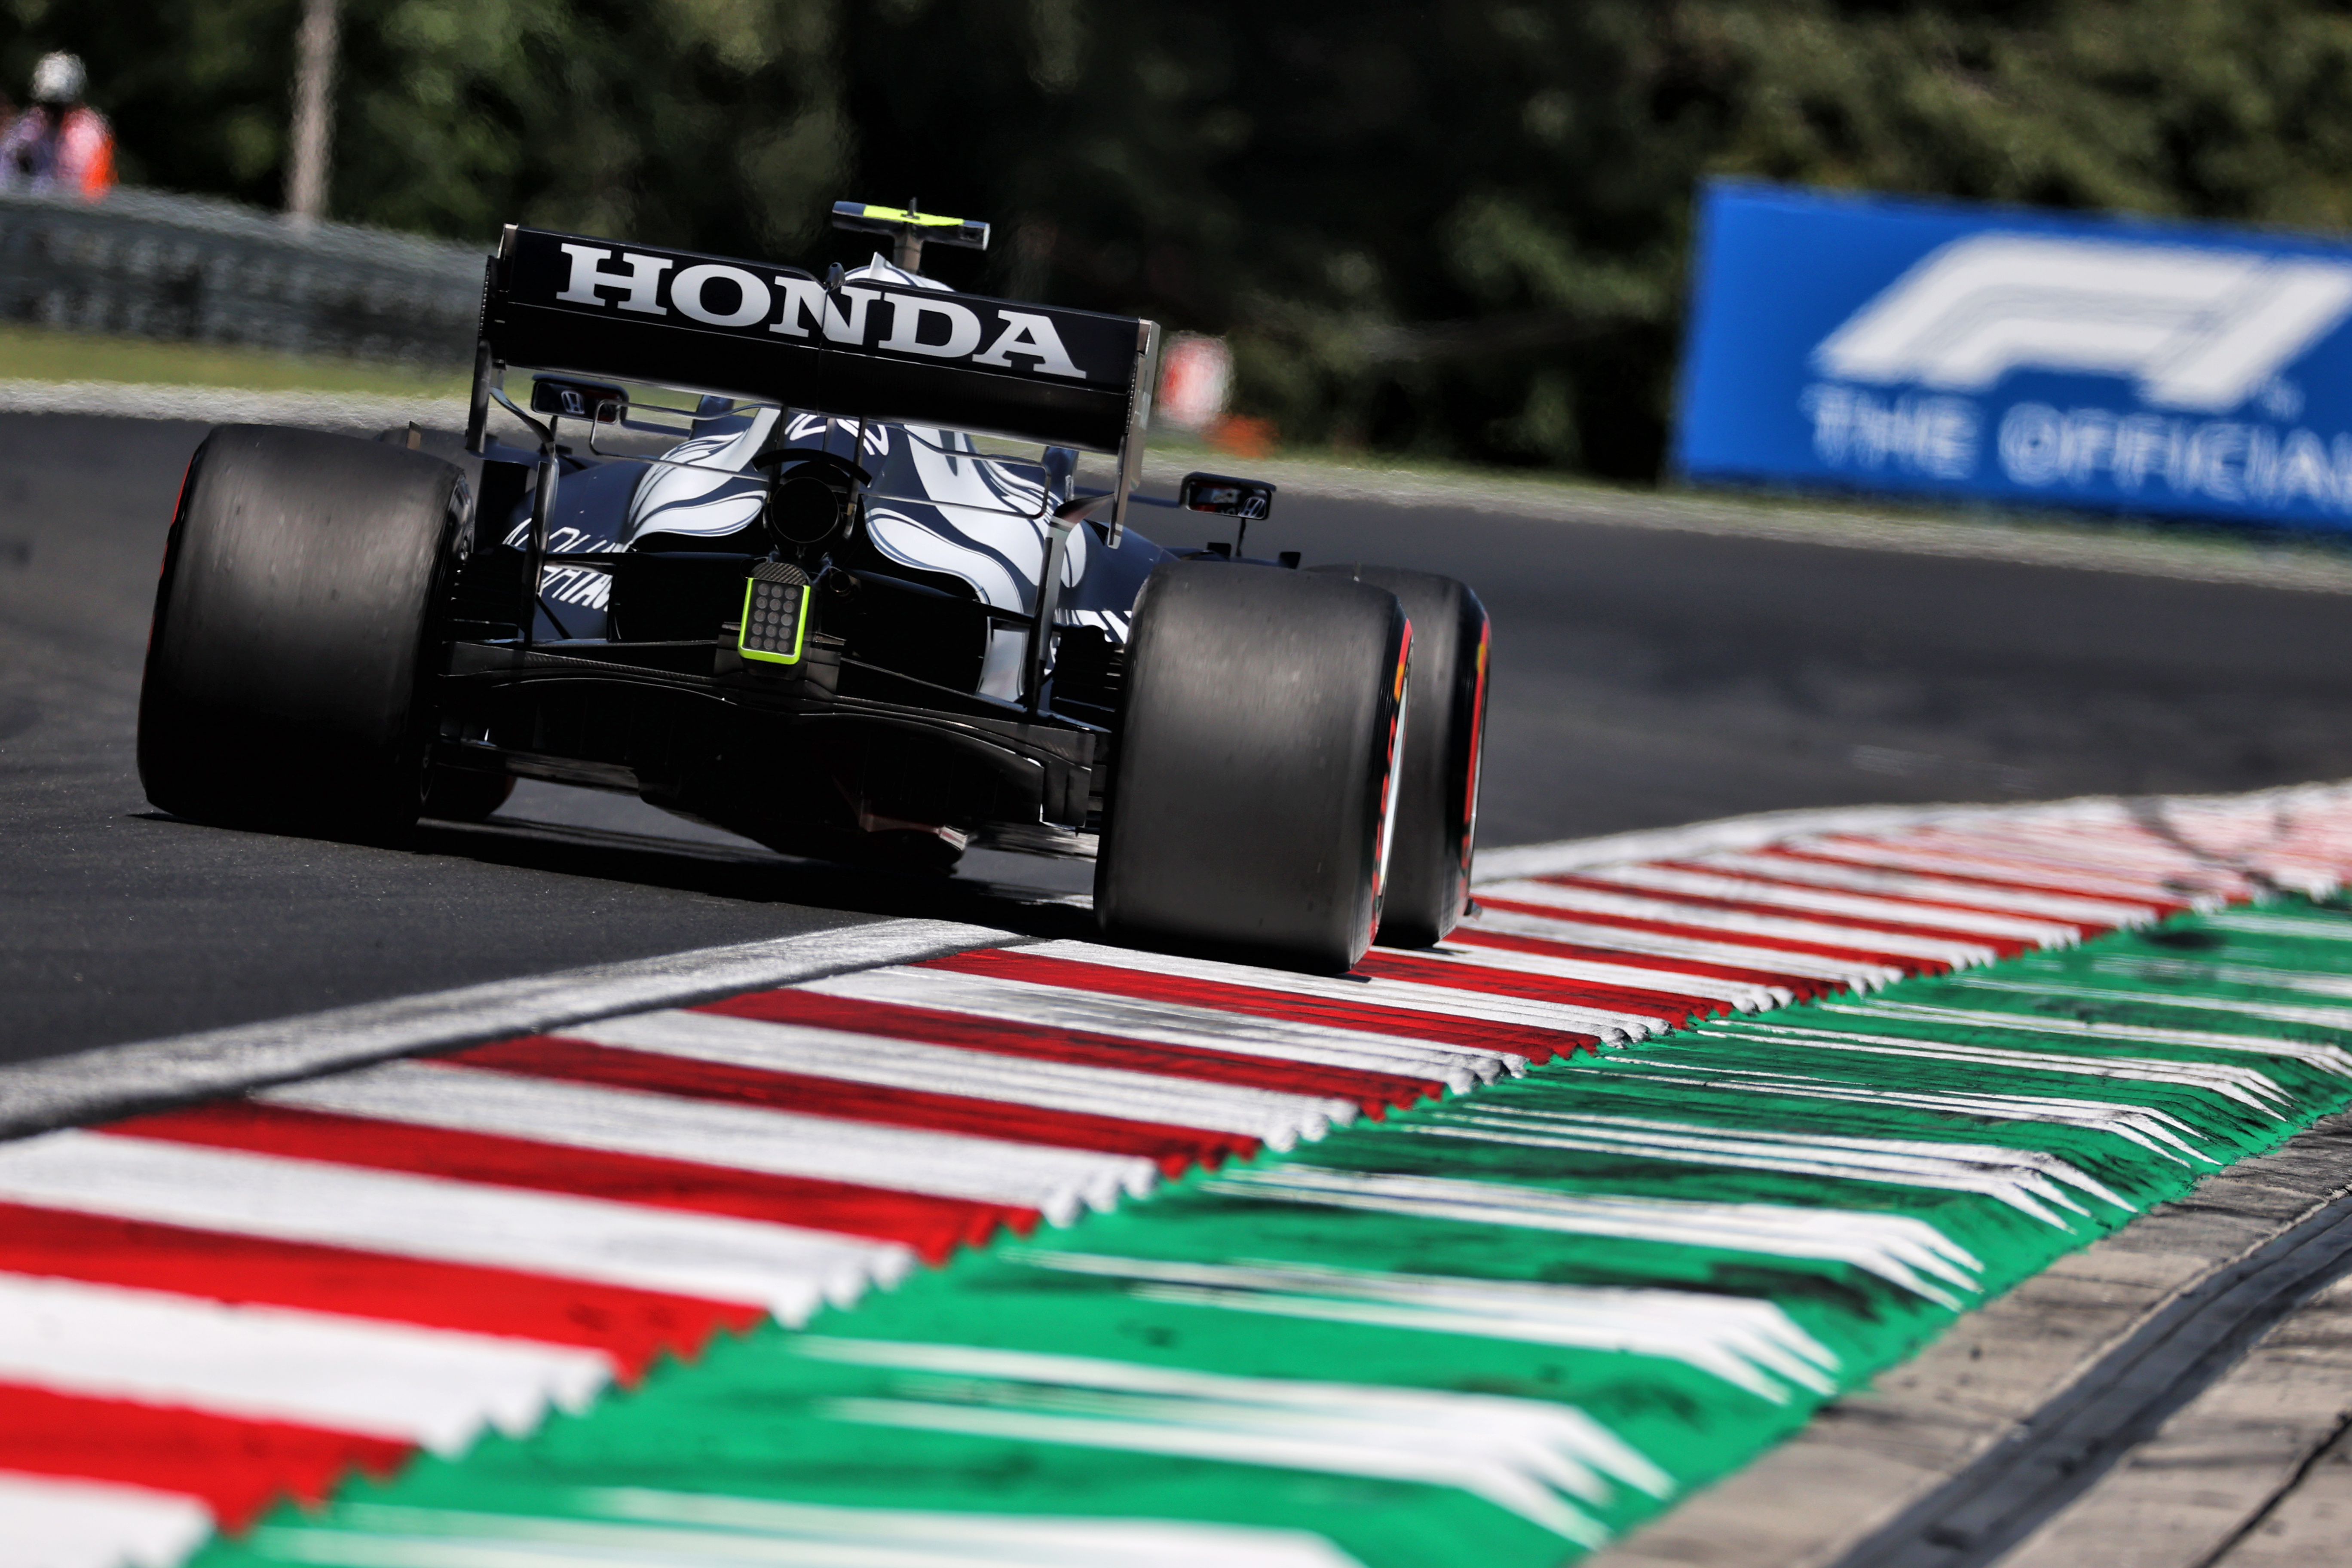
[0,917,1016,1141]
[1586,1111,2352,1568]
[12,378,2352,595]
[1988,1250,2352,1566]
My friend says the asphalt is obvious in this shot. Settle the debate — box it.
[10,410,2352,1064]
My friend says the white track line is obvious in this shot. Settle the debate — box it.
[0,920,1013,1139]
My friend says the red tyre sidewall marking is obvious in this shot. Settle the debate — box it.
[142,455,197,662]
[1368,618,1413,931]
[1459,617,1490,902]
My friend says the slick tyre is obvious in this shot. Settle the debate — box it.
[1096,560,1410,971]
[138,424,469,835]
[1314,566,1490,946]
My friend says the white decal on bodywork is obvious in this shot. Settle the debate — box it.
[607,256,1113,698]
[623,407,780,543]
[497,524,616,610]
[786,411,893,465]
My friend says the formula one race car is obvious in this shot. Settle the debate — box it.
[137,202,1488,969]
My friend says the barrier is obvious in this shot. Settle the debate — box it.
[0,188,486,366]
[1678,180,2352,532]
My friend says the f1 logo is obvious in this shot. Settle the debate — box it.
[1815,234,2352,413]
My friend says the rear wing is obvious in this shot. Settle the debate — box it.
[470,224,1158,519]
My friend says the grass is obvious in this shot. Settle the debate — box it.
[0,321,468,397]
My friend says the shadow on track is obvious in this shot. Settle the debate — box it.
[128,807,1102,939]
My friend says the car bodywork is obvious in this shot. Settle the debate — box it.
[439,224,1184,867]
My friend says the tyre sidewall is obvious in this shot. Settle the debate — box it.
[138,424,468,831]
[1314,565,1490,946]
[1098,560,1409,968]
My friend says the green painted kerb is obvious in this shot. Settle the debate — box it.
[195,900,2352,1568]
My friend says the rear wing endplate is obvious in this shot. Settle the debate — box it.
[474,225,1158,531]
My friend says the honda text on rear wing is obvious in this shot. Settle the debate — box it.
[464,224,1159,539]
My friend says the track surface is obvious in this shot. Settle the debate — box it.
[10,411,2352,1063]
[15,788,2350,1568]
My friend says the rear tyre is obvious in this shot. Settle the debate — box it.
[1315,566,1490,946]
[1095,560,1410,971]
[138,424,469,835]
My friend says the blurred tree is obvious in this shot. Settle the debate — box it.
[0,0,850,249]
[10,0,2352,479]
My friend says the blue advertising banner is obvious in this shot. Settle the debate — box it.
[1676,181,2352,531]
